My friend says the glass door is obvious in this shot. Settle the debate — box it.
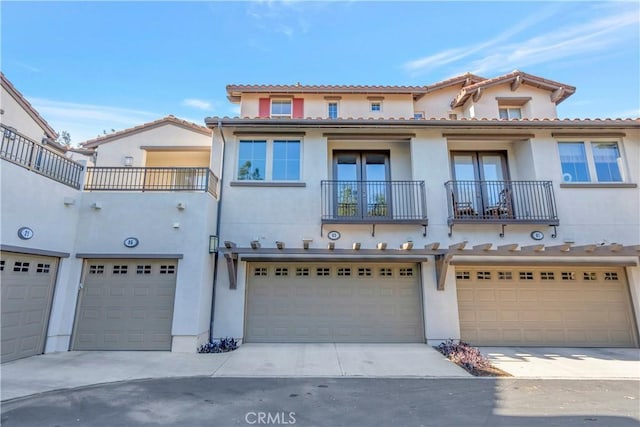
[451,151,509,217]
[334,151,390,219]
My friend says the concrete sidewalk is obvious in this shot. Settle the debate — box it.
[1,344,469,401]
[480,347,640,379]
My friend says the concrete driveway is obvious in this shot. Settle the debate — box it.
[3,344,638,402]
[480,347,640,379]
[1,344,468,401]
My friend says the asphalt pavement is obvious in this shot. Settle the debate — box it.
[2,377,639,427]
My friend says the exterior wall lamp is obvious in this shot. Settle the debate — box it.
[123,156,134,167]
[209,235,219,253]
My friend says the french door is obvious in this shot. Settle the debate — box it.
[451,151,511,217]
[333,151,391,219]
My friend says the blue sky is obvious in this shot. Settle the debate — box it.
[2,1,639,144]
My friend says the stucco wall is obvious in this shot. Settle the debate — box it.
[1,86,50,142]
[239,93,415,119]
[72,191,219,352]
[92,124,212,167]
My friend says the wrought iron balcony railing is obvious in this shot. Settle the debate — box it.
[445,180,559,226]
[84,167,219,197]
[321,180,427,224]
[1,125,84,189]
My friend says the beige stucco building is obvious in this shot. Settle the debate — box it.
[1,70,639,364]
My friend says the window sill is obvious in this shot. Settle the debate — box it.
[230,181,306,187]
[560,183,637,189]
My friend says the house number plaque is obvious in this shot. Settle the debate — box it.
[17,227,34,240]
[327,231,341,241]
[123,237,139,248]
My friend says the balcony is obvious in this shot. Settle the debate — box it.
[84,167,219,197]
[1,125,84,189]
[445,180,559,236]
[321,180,427,235]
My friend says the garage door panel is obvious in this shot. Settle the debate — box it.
[72,259,177,351]
[246,263,423,343]
[457,266,637,347]
[1,253,59,363]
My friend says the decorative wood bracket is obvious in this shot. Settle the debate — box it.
[224,252,238,289]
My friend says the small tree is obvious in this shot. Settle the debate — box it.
[56,130,71,146]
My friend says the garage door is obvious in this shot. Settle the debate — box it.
[72,259,177,351]
[245,262,424,343]
[1,252,58,363]
[456,266,638,347]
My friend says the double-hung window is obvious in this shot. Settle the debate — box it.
[498,107,522,119]
[237,140,267,180]
[237,139,301,181]
[328,102,338,119]
[558,140,624,183]
[271,100,292,117]
[272,140,300,180]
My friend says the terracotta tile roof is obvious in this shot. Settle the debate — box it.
[80,115,211,148]
[206,116,639,129]
[1,72,60,143]
[450,70,576,108]
[227,74,487,101]
[423,72,486,93]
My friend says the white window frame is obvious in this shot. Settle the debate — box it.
[557,138,628,183]
[370,101,382,113]
[498,107,522,119]
[236,138,303,182]
[327,101,339,119]
[271,99,293,118]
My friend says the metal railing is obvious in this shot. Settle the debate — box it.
[1,125,84,189]
[445,180,558,224]
[85,167,219,197]
[321,180,427,223]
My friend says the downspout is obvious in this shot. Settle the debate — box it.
[209,120,227,342]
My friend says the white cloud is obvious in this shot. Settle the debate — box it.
[182,98,212,110]
[403,4,639,77]
[29,98,159,145]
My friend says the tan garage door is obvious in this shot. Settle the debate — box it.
[1,252,58,363]
[456,266,638,347]
[72,259,177,351]
[245,262,424,343]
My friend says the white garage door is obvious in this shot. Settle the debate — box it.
[1,252,58,363]
[72,259,177,351]
[456,266,638,347]
[245,262,424,343]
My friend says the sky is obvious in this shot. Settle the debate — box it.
[2,1,639,145]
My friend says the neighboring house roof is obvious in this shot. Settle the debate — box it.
[0,72,65,150]
[450,70,576,108]
[80,115,212,148]
[205,116,639,129]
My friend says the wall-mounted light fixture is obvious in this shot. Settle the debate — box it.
[327,242,335,250]
[209,235,219,253]
[377,242,387,250]
[63,197,76,206]
[276,241,285,250]
[172,222,180,229]
[91,202,103,210]
[177,202,186,210]
[224,241,236,249]
[401,241,414,250]
[250,240,261,249]
[123,156,134,167]
[352,242,361,250]
[302,238,313,250]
